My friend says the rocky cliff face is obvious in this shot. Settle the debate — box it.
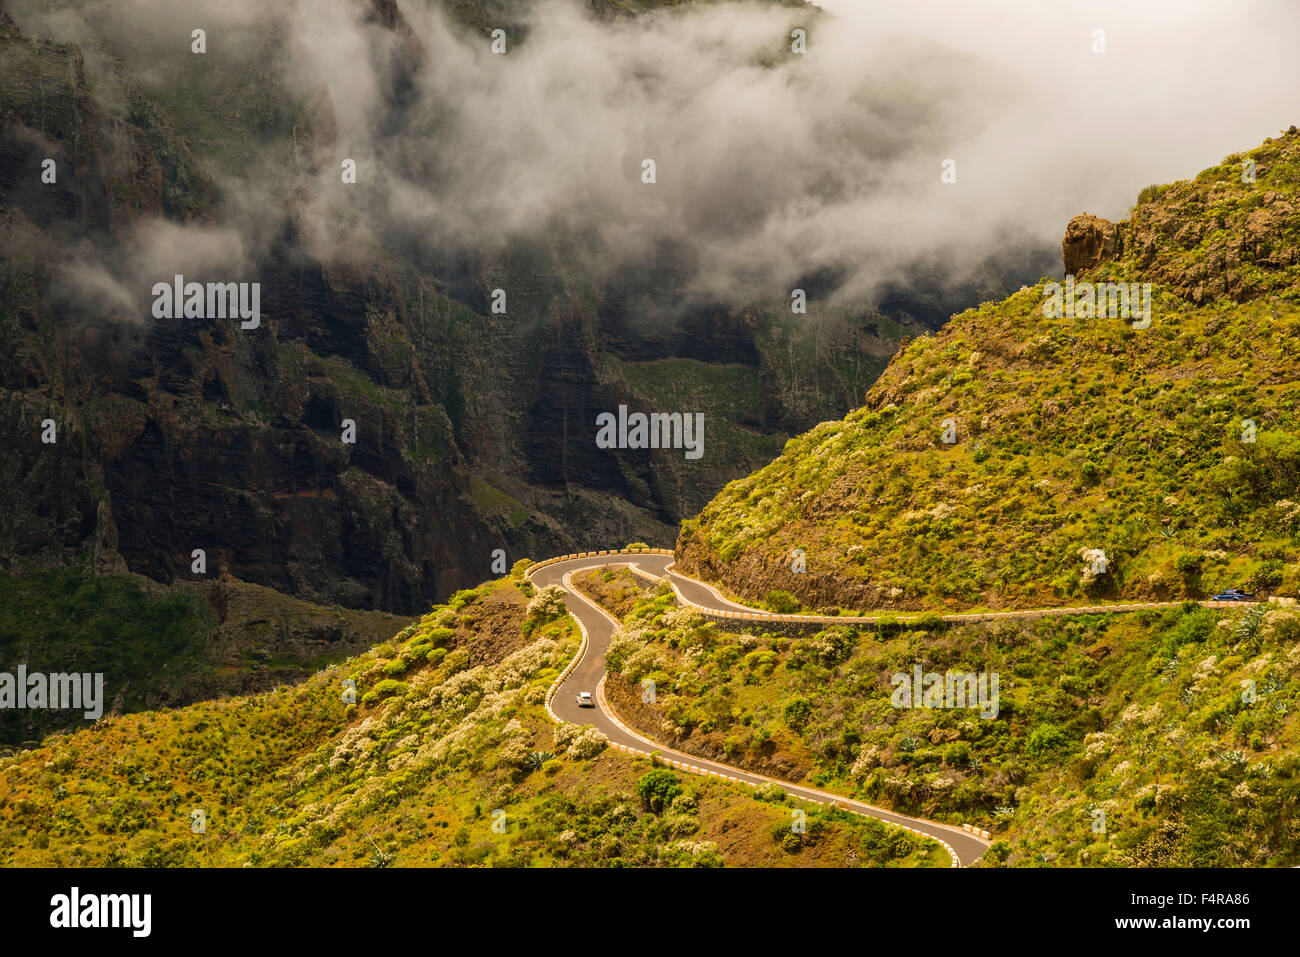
[0,1,1046,615]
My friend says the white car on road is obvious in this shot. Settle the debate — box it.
[576,692,594,708]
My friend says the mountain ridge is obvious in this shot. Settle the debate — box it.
[676,127,1300,615]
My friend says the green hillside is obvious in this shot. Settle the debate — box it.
[0,567,941,867]
[676,128,1300,614]
[0,569,413,748]
[578,566,1300,866]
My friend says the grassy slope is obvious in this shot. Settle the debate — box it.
[0,568,942,867]
[652,130,1300,866]
[0,570,412,749]
[579,567,1300,866]
[677,130,1300,614]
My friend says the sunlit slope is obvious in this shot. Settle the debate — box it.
[678,129,1300,613]
[0,567,939,867]
[580,566,1300,867]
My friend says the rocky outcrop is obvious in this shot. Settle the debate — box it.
[1064,127,1300,304]
[1123,129,1300,304]
[1062,214,1122,274]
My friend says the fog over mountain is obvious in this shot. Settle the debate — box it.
[819,0,1300,221]
[14,0,1296,325]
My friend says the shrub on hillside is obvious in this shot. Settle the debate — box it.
[440,649,470,675]
[637,768,681,814]
[850,745,881,780]
[764,590,802,614]
[498,735,532,768]
[744,650,777,675]
[361,679,407,707]
[604,631,643,675]
[663,813,699,839]
[943,742,970,766]
[659,840,722,867]
[565,726,607,760]
[1024,724,1068,757]
[784,697,813,732]
[754,782,788,803]
[1261,608,1300,643]
[623,646,667,683]
[527,585,568,622]
[669,792,698,814]
[554,723,606,759]
[423,627,456,646]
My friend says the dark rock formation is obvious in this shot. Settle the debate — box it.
[0,5,1047,616]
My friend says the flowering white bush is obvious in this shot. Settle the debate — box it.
[498,735,533,767]
[604,633,641,676]
[1262,609,1300,642]
[623,645,666,681]
[662,607,701,630]
[527,585,568,621]
[391,733,419,754]
[664,840,719,859]
[432,666,485,707]
[850,744,881,779]
[810,629,853,665]
[661,718,686,738]
[387,750,415,772]
[1079,547,1109,584]
[752,783,786,803]
[1083,732,1114,760]
[669,792,698,813]
[664,813,699,838]
[564,725,607,759]
[489,638,561,692]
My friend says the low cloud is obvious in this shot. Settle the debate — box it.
[12,0,1300,319]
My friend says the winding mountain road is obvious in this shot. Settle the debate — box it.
[528,550,1268,867]
[528,552,991,867]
